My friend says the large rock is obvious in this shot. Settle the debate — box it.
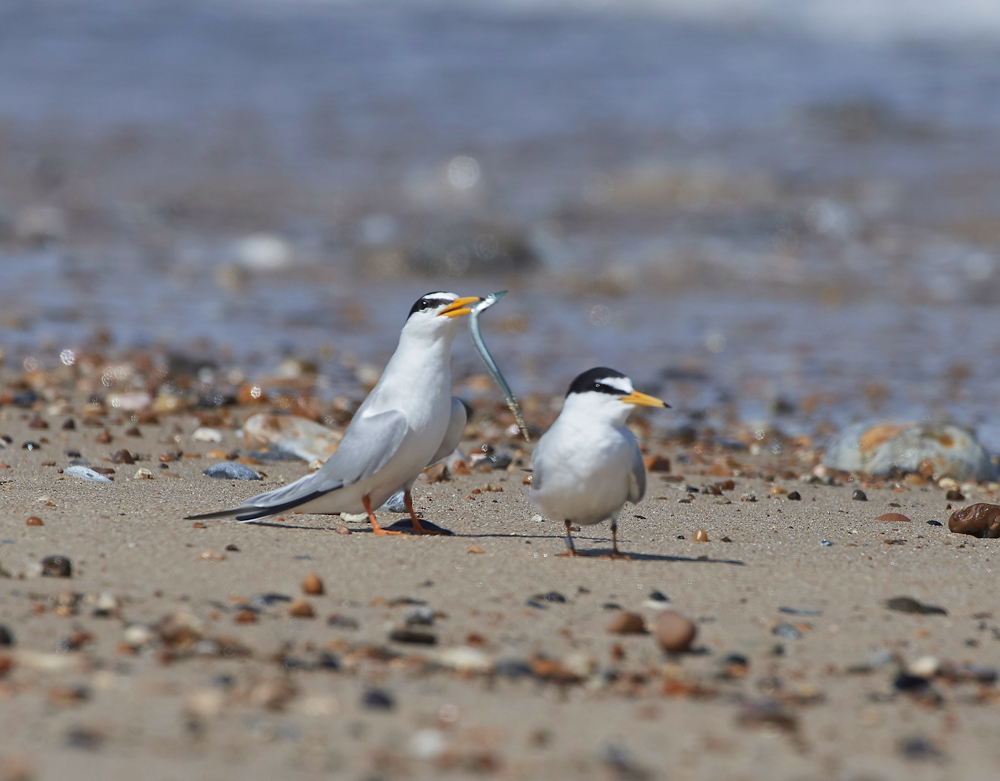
[822,422,994,482]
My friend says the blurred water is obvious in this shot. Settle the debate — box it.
[1,0,1000,441]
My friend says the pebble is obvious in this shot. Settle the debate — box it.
[94,429,112,444]
[361,687,395,710]
[198,550,225,562]
[898,736,943,761]
[111,450,135,465]
[251,593,293,608]
[493,658,534,679]
[772,623,803,639]
[288,599,315,618]
[606,611,646,634]
[778,606,821,616]
[301,573,324,595]
[410,729,446,760]
[434,646,492,673]
[877,512,911,523]
[26,517,42,526]
[819,540,834,546]
[192,427,223,443]
[202,462,261,480]
[389,628,437,645]
[927,520,943,527]
[693,529,709,542]
[335,525,351,534]
[736,699,797,732]
[533,591,566,603]
[653,611,697,653]
[0,625,14,646]
[404,606,435,626]
[885,596,947,615]
[133,468,154,480]
[40,555,72,578]
[249,677,296,710]
[948,503,1000,538]
[63,465,112,483]
[945,488,965,501]
[786,491,801,500]
[852,489,867,501]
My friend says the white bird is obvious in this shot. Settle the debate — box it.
[187,292,482,535]
[529,367,669,558]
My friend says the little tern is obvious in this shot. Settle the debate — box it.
[529,367,669,558]
[187,292,482,535]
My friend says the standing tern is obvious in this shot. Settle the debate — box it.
[187,292,482,535]
[529,367,669,558]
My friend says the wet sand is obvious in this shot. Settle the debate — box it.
[1,399,999,781]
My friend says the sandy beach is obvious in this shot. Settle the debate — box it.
[1,380,999,781]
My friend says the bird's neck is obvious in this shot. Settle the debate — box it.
[366,328,454,413]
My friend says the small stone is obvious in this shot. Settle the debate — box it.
[404,606,435,626]
[111,450,135,465]
[288,599,315,618]
[40,555,72,578]
[302,573,324,595]
[249,677,296,710]
[63,465,113,483]
[362,687,395,710]
[786,491,801,500]
[62,418,76,430]
[772,623,802,639]
[234,609,257,624]
[643,455,671,472]
[22,441,41,451]
[898,736,943,761]
[198,550,225,562]
[202,462,261,480]
[335,525,351,534]
[693,529,709,542]
[28,416,48,429]
[927,520,943,527]
[124,425,141,437]
[94,429,112,444]
[877,513,911,523]
[948,503,1000,538]
[885,596,947,615]
[192,427,223,443]
[945,488,964,501]
[133,468,154,480]
[424,463,450,483]
[0,625,14,646]
[819,540,834,546]
[26,517,43,526]
[467,545,485,554]
[606,611,646,634]
[389,628,437,645]
[852,489,867,501]
[533,591,566,603]
[653,611,697,653]
[736,699,797,732]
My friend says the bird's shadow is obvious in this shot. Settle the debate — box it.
[226,519,745,563]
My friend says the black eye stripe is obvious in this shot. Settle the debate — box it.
[566,367,628,397]
[408,296,451,317]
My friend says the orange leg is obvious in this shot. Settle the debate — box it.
[608,520,630,560]
[556,520,586,557]
[404,490,443,535]
[362,494,402,536]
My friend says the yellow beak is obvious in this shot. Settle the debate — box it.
[620,390,670,408]
[438,296,483,318]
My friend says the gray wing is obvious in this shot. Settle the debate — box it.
[427,397,466,466]
[187,410,409,522]
[627,441,646,504]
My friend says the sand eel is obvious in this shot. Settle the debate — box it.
[186,292,482,535]
[529,368,669,558]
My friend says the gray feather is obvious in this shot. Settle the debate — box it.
[627,441,646,504]
[192,410,410,521]
[427,397,466,466]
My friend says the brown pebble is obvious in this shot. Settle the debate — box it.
[198,550,225,562]
[877,512,912,523]
[61,418,76,430]
[124,425,142,437]
[693,529,709,542]
[643,455,671,473]
[424,463,450,483]
[289,599,315,618]
[719,479,736,491]
[522,474,532,485]
[949,503,1000,538]
[302,573,324,595]
[467,545,485,554]
[111,450,135,465]
[234,609,257,624]
[26,517,43,526]
[94,429,112,444]
[452,460,471,476]
[335,525,351,535]
[946,488,965,501]
[606,611,646,635]
[191,522,206,529]
[654,611,697,653]
[28,416,48,429]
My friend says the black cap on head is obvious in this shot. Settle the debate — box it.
[567,367,628,397]
[408,292,453,318]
